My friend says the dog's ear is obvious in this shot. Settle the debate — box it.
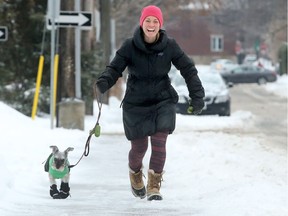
[50,145,59,154]
[64,147,74,156]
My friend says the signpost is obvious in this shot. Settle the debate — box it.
[0,26,8,41]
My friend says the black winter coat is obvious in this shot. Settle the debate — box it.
[97,27,204,140]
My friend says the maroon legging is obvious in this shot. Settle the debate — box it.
[129,131,168,174]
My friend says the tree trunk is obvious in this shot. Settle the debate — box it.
[59,0,75,98]
[99,0,111,104]
[82,0,96,115]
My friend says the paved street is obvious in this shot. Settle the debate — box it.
[229,83,287,149]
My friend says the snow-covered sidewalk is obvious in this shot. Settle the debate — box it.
[0,73,287,216]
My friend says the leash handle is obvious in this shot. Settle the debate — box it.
[90,86,103,137]
[94,86,103,128]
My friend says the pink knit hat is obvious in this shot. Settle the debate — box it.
[140,5,163,28]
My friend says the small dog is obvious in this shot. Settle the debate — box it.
[45,145,74,199]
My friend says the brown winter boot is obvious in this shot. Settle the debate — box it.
[129,167,146,199]
[147,169,164,201]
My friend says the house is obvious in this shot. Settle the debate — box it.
[166,15,238,64]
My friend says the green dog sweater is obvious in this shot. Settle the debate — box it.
[48,156,70,179]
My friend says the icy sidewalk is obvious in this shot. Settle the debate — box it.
[0,124,286,215]
[0,93,287,216]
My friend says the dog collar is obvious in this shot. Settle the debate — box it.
[49,156,69,179]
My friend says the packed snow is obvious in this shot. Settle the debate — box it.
[0,70,287,216]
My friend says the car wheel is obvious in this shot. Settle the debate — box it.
[219,112,230,117]
[219,109,230,116]
[257,77,267,85]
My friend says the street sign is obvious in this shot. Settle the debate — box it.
[0,26,8,41]
[47,11,92,30]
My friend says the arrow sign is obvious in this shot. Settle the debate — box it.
[47,11,92,29]
[0,26,8,41]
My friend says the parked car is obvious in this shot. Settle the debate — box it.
[170,70,232,116]
[210,58,238,73]
[221,65,277,85]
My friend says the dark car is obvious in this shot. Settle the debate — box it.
[221,65,277,85]
[170,70,232,116]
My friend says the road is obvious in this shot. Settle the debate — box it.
[229,83,287,149]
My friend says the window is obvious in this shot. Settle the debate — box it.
[210,35,223,52]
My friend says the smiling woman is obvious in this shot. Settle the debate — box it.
[139,5,163,43]
[95,5,205,201]
[142,16,160,43]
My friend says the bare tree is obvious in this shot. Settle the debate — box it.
[59,0,75,98]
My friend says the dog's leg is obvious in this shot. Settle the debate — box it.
[48,174,61,199]
[61,173,70,183]
[49,173,57,185]
[59,182,70,199]
[50,184,61,199]
[59,173,71,199]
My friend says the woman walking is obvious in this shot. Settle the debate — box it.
[96,5,205,201]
